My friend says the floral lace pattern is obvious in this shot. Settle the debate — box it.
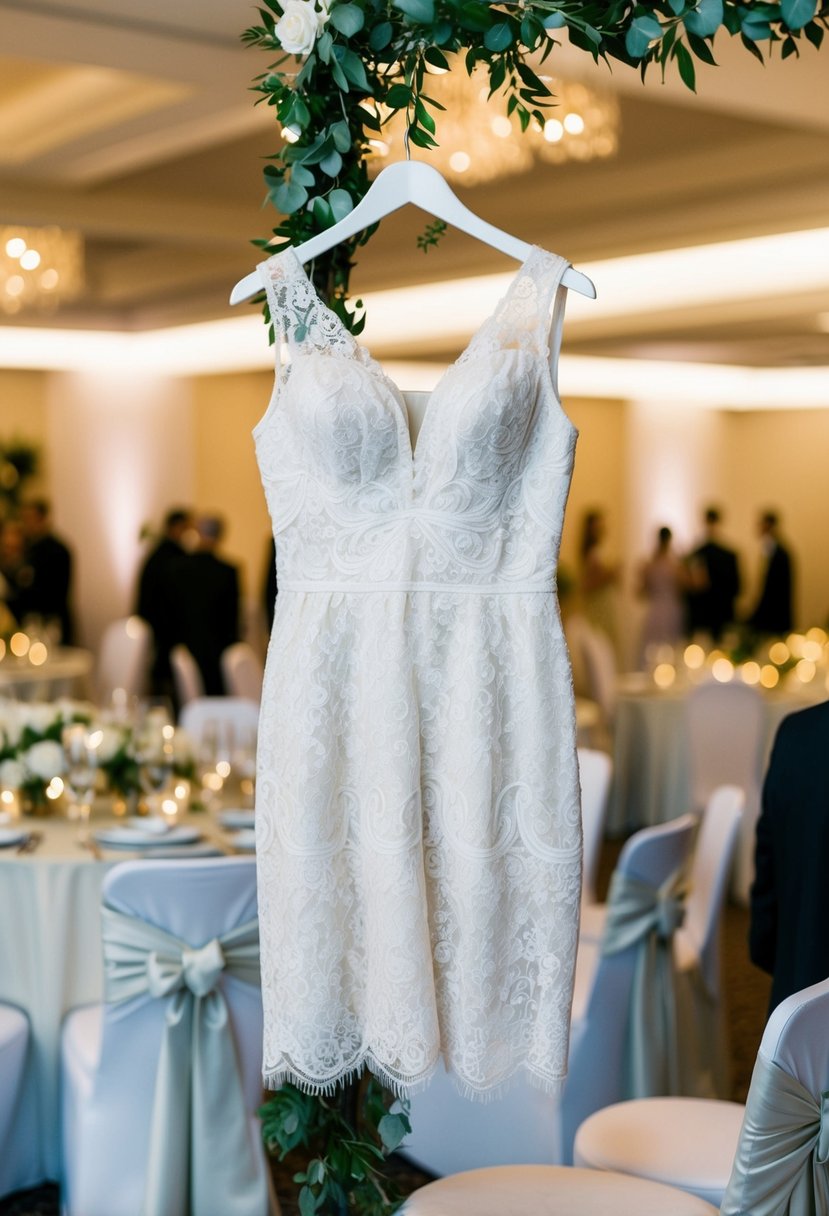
[254,246,583,1099]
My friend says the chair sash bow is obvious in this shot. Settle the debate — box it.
[601,867,687,1098]
[721,1054,829,1215]
[102,904,266,1216]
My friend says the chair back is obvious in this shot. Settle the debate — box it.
[578,622,618,726]
[683,785,744,997]
[79,859,263,1210]
[721,977,829,1215]
[561,814,698,1160]
[684,681,764,901]
[170,643,204,707]
[96,616,151,702]
[180,696,259,746]
[221,642,264,703]
[578,748,613,905]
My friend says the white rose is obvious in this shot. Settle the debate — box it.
[23,740,66,782]
[21,704,59,735]
[97,726,127,764]
[0,759,26,791]
[275,0,320,54]
[315,0,332,31]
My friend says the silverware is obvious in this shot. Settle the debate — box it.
[16,830,44,855]
[78,836,104,861]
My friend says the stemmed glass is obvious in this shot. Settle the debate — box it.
[133,706,175,818]
[233,725,257,809]
[62,724,99,842]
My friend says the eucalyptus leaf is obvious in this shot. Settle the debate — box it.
[393,0,435,22]
[740,13,772,39]
[271,180,308,215]
[316,30,333,63]
[684,0,724,37]
[330,3,365,36]
[298,1186,316,1216]
[377,1113,408,1151]
[542,10,567,28]
[330,120,352,152]
[780,0,816,28]
[328,188,353,221]
[625,13,662,56]
[338,46,371,90]
[368,20,393,49]
[319,148,343,176]
[485,21,514,50]
[291,164,316,187]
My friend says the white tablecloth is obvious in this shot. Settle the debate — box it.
[607,676,827,836]
[0,807,244,1190]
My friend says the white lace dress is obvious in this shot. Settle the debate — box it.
[254,246,582,1100]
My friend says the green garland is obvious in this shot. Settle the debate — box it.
[243,0,827,332]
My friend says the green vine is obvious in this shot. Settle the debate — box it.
[243,0,827,333]
[260,1076,411,1215]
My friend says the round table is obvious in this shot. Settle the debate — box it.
[0,647,93,700]
[0,805,250,1190]
[607,673,827,836]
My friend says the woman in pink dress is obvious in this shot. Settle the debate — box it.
[637,526,688,667]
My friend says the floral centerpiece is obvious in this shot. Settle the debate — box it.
[0,699,197,814]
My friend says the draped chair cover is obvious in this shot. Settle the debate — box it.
[601,866,687,1099]
[101,904,267,1216]
[720,1054,829,1215]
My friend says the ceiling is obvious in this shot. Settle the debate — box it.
[1,0,828,369]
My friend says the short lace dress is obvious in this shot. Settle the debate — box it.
[254,246,582,1100]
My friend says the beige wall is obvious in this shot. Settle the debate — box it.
[190,371,273,618]
[0,369,50,500]
[721,409,829,630]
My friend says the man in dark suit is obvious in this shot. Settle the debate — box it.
[171,515,240,695]
[686,506,740,641]
[750,700,829,1014]
[135,507,193,697]
[17,499,74,643]
[748,509,794,635]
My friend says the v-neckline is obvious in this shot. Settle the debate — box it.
[277,245,545,465]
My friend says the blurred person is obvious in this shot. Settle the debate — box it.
[170,514,240,695]
[685,505,741,642]
[17,498,74,643]
[135,507,193,698]
[578,508,620,650]
[750,699,829,1015]
[748,509,794,636]
[637,525,687,667]
[0,517,27,625]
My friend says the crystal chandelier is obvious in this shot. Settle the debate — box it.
[369,67,620,186]
[0,225,85,315]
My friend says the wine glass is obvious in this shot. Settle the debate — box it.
[62,724,99,841]
[233,724,257,808]
[133,715,175,818]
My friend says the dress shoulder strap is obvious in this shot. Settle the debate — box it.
[256,249,357,368]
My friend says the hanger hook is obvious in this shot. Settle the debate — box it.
[403,121,412,161]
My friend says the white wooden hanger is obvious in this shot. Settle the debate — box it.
[229,159,596,304]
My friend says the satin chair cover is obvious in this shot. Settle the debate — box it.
[720,1055,829,1215]
[601,866,686,1098]
[61,858,268,1216]
[101,905,266,1216]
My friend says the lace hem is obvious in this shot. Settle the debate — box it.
[263,1055,567,1104]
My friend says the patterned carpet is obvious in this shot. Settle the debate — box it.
[0,839,771,1215]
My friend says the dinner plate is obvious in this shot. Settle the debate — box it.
[0,827,29,848]
[93,825,202,849]
[219,808,255,830]
[227,828,256,852]
[138,843,225,859]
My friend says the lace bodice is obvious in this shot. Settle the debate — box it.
[255,247,577,590]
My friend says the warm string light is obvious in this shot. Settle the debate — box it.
[1,225,84,315]
[363,67,620,186]
[656,628,829,692]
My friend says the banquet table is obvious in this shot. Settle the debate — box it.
[0,804,253,1190]
[607,673,827,836]
[0,647,93,701]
